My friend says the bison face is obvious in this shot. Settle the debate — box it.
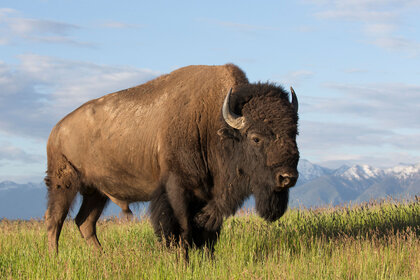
[220,85,299,221]
[244,127,299,189]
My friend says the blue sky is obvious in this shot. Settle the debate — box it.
[1,0,420,182]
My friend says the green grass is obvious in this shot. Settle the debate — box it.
[1,199,419,279]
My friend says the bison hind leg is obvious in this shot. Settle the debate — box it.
[149,185,181,247]
[75,188,109,249]
[102,190,133,220]
[44,158,80,254]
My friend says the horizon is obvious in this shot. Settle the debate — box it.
[1,1,420,183]
[1,157,418,220]
[2,158,420,185]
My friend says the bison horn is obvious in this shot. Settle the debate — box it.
[290,87,298,114]
[222,88,246,130]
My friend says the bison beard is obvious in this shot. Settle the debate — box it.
[254,187,289,222]
[194,183,289,232]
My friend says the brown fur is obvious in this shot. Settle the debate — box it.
[45,64,299,254]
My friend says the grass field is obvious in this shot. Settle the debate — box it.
[1,198,419,279]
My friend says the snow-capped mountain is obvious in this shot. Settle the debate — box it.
[338,165,384,181]
[301,161,420,184]
[297,159,332,184]
[385,163,420,180]
[291,161,420,207]
[1,160,419,219]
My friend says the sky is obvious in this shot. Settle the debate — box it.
[1,0,420,183]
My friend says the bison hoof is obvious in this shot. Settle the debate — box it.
[194,208,223,231]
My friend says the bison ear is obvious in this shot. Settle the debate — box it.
[217,127,238,140]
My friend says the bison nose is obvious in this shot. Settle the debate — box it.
[275,173,298,189]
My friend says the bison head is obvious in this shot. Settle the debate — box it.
[219,84,299,222]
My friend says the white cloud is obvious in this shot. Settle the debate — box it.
[296,25,316,33]
[0,54,159,139]
[343,68,368,73]
[198,18,280,33]
[0,8,90,46]
[99,21,143,29]
[0,8,17,17]
[27,35,95,47]
[299,119,420,168]
[6,17,77,35]
[306,0,420,55]
[305,82,420,129]
[300,118,420,152]
[315,9,395,22]
[364,23,396,35]
[316,152,420,169]
[299,120,394,150]
[276,70,315,86]
[299,80,420,167]
[0,142,43,164]
[371,36,420,56]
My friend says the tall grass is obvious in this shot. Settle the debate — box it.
[1,199,419,279]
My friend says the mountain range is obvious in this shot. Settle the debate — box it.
[290,159,420,208]
[1,160,419,219]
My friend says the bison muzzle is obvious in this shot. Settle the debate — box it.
[44,64,299,254]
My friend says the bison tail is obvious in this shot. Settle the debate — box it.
[45,154,81,191]
[44,154,81,222]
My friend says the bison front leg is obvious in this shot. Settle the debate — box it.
[190,220,221,255]
[195,182,248,231]
[150,174,193,260]
[194,200,225,232]
[149,184,181,246]
[165,174,193,248]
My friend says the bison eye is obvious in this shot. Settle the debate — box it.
[248,133,265,145]
[251,136,261,144]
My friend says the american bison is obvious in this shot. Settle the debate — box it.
[45,64,299,253]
